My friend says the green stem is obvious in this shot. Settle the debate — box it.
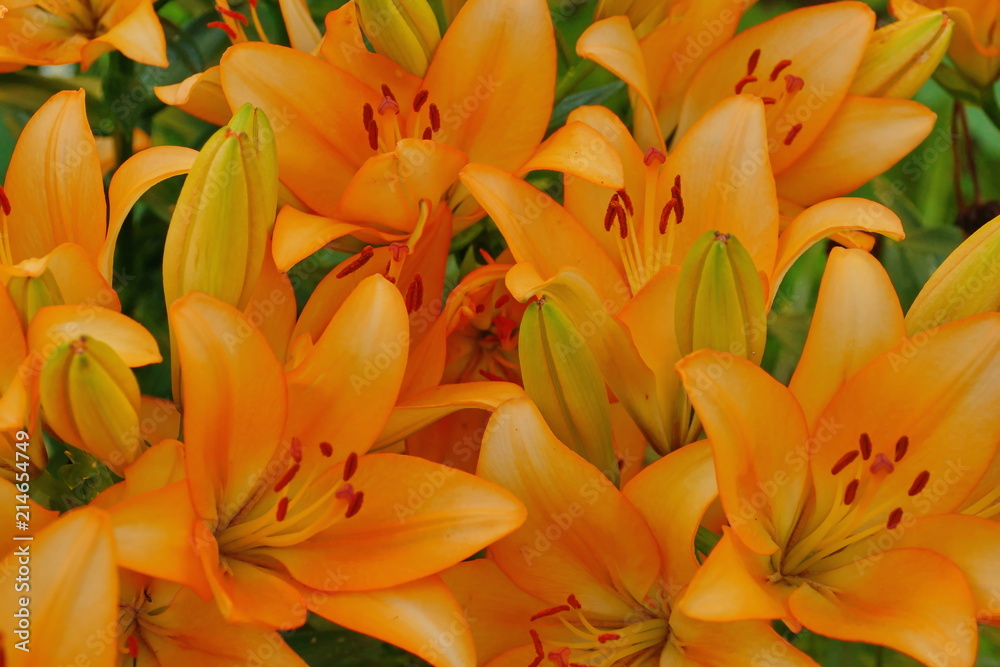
[555,59,598,101]
[980,87,1000,133]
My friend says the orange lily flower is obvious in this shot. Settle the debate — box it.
[578,1,937,208]
[0,89,196,286]
[675,248,1000,666]
[891,0,1000,89]
[461,94,903,453]
[169,276,525,665]
[442,397,816,666]
[0,0,166,71]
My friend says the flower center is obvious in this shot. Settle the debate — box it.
[361,85,442,153]
[732,48,807,147]
[526,594,669,667]
[782,431,931,574]
[603,154,683,295]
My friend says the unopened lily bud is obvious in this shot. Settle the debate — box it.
[675,230,767,362]
[356,0,442,77]
[519,299,620,485]
[850,10,953,99]
[6,269,64,329]
[163,103,277,311]
[906,214,1000,335]
[39,335,142,474]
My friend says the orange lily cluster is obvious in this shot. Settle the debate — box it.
[1,0,999,666]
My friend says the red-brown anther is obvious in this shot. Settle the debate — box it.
[405,274,424,313]
[886,507,904,530]
[604,197,619,232]
[343,451,359,481]
[528,657,543,667]
[336,483,355,502]
[0,186,9,216]
[429,103,441,132]
[336,246,375,279]
[319,441,333,457]
[413,89,429,112]
[566,593,581,609]
[894,435,909,462]
[735,75,758,94]
[831,450,859,475]
[747,48,761,75]
[761,97,777,105]
[276,496,290,521]
[345,491,365,518]
[530,604,571,621]
[381,84,397,103]
[494,294,511,309]
[363,103,374,129]
[273,464,300,493]
[421,127,433,140]
[770,59,792,81]
[859,433,873,460]
[216,6,248,24]
[598,633,621,643]
[870,452,895,475]
[785,74,805,93]
[474,303,486,313]
[616,205,628,239]
[618,188,634,217]
[783,123,803,146]
[290,437,303,463]
[207,21,237,39]
[127,635,139,658]
[643,147,666,165]
[479,369,505,382]
[659,200,676,233]
[909,470,930,496]
[530,629,544,655]
[367,120,379,150]
[248,0,257,7]
[844,478,859,505]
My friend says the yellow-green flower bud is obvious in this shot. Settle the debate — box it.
[163,103,277,311]
[906,214,1000,335]
[675,230,767,363]
[356,0,442,77]
[39,335,142,474]
[594,0,672,37]
[519,298,620,485]
[850,10,953,99]
[6,269,64,329]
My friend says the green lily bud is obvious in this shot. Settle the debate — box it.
[675,230,767,363]
[7,268,64,329]
[356,0,442,77]
[906,213,1000,335]
[519,298,620,486]
[39,335,142,475]
[850,10,953,99]
[163,103,277,312]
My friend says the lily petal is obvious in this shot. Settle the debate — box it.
[420,0,555,173]
[100,144,197,281]
[789,548,977,667]
[80,0,167,69]
[308,576,475,667]
[516,121,625,189]
[284,275,408,460]
[477,397,661,619]
[2,89,105,265]
[775,96,935,206]
[28,305,160,366]
[169,292,287,522]
[677,352,810,555]
[772,197,903,302]
[155,67,234,126]
[789,248,906,430]
[269,452,525,591]
[623,440,717,588]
